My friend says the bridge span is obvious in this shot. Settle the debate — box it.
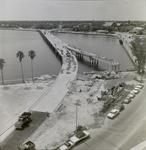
[66,45,120,72]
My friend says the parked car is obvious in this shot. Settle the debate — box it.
[132,89,140,94]
[123,98,131,104]
[136,84,144,89]
[114,104,125,112]
[66,52,71,57]
[69,130,90,145]
[58,140,74,150]
[18,141,35,150]
[127,93,135,98]
[107,109,120,119]
[134,87,141,91]
[130,91,135,95]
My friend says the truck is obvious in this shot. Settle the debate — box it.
[69,130,90,145]
[18,141,35,150]
[15,112,32,130]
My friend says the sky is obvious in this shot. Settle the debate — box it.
[0,0,145,21]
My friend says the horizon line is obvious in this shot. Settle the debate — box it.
[0,20,146,22]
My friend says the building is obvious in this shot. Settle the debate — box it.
[103,22,114,27]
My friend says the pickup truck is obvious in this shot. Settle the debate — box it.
[69,130,90,145]
[58,140,74,150]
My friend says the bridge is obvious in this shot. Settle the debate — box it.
[65,45,120,72]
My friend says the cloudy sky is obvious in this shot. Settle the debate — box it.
[0,0,145,21]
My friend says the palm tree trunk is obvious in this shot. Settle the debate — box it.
[20,62,25,83]
[1,70,4,85]
[31,59,34,82]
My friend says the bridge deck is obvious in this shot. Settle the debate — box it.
[66,45,119,65]
[31,30,78,113]
[66,45,120,71]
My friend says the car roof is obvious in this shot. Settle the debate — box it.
[83,130,90,136]
[59,145,68,150]
[111,109,119,113]
[70,136,79,143]
[107,113,115,117]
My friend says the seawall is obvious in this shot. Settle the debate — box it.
[116,33,137,70]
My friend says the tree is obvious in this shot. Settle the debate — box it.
[16,51,25,83]
[0,58,5,85]
[131,37,146,74]
[28,50,36,81]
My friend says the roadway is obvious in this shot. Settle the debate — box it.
[73,82,146,150]
[0,111,47,150]
[0,30,78,149]
[31,31,78,113]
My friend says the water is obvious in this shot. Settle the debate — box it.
[53,32,135,73]
[0,30,61,82]
[0,30,135,82]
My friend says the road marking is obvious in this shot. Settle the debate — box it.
[136,105,142,113]
[85,142,95,150]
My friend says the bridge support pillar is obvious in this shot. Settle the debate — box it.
[109,62,120,72]
[96,60,98,68]
[81,54,83,60]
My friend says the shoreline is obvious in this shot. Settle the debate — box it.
[53,30,117,37]
[0,28,137,84]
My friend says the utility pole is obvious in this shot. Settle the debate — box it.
[74,99,81,131]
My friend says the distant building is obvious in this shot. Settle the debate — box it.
[116,23,122,27]
[103,22,114,27]
[132,27,144,33]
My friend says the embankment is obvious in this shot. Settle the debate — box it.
[116,33,137,71]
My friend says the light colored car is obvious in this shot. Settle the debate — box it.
[59,141,74,150]
[107,109,120,119]
[130,91,135,95]
[134,87,141,91]
[127,93,135,98]
[132,89,140,94]
[70,130,90,145]
[136,84,144,89]
[123,98,131,104]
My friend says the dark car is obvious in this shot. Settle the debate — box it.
[114,104,125,112]
[18,141,35,150]
[66,52,71,57]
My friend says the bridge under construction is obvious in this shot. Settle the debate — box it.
[66,45,120,72]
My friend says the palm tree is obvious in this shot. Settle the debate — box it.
[0,58,5,85]
[28,50,36,81]
[16,51,25,83]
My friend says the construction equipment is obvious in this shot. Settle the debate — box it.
[15,112,32,130]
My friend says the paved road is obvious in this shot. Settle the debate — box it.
[0,111,47,150]
[74,82,146,150]
[31,31,78,113]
